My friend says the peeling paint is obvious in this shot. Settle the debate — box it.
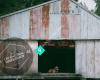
[42,4,50,39]
[61,0,69,14]
[61,14,69,39]
[0,18,9,39]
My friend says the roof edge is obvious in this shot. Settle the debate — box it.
[0,0,100,21]
[70,0,100,20]
[0,0,59,19]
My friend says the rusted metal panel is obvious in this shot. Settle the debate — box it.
[42,4,50,39]
[49,1,61,14]
[61,14,69,39]
[0,17,9,39]
[30,7,42,39]
[9,11,30,39]
[0,20,1,39]
[49,14,61,39]
[0,0,100,40]
[69,15,81,39]
[61,0,69,14]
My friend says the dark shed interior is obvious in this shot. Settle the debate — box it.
[38,40,75,73]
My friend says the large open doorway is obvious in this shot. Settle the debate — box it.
[38,40,75,73]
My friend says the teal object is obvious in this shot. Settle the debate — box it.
[35,45,45,56]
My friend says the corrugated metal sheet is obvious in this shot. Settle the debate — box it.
[69,15,81,39]
[69,2,80,14]
[61,0,69,14]
[42,4,50,39]
[1,0,100,78]
[49,1,61,14]
[80,9,88,39]
[0,17,9,39]
[9,11,30,39]
[95,41,100,78]
[30,7,42,39]
[0,0,100,40]
[86,41,95,78]
[49,14,61,39]
[61,14,69,39]
[75,41,100,78]
[80,7,100,39]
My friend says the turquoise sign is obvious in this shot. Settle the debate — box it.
[35,45,45,56]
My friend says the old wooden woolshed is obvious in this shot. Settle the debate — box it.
[0,0,100,79]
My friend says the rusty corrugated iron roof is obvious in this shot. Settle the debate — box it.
[0,0,100,21]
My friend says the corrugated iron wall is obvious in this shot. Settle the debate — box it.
[0,0,100,78]
[76,41,100,78]
[0,0,100,40]
[0,17,9,39]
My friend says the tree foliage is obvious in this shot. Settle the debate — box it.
[0,0,49,16]
[95,0,100,16]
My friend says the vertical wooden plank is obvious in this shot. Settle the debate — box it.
[27,41,38,73]
[42,4,50,40]
[49,14,61,39]
[80,9,88,39]
[86,41,95,78]
[69,15,81,39]
[61,14,69,39]
[61,0,69,14]
[49,1,61,14]
[30,7,42,39]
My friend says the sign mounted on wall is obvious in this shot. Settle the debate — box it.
[0,38,33,75]
[35,45,45,56]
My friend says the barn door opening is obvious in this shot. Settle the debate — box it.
[38,40,75,73]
